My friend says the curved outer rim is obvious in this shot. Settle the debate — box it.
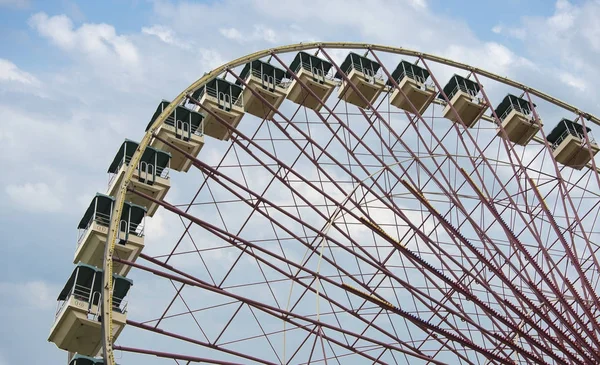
[100,41,600,365]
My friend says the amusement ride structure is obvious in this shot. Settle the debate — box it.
[48,42,600,364]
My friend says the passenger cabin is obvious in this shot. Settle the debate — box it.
[441,75,487,128]
[388,60,435,113]
[494,94,540,146]
[238,60,288,120]
[286,52,336,111]
[107,139,171,217]
[147,100,205,172]
[69,354,104,365]
[336,52,385,109]
[48,264,132,356]
[192,78,244,141]
[547,118,599,169]
[74,194,146,276]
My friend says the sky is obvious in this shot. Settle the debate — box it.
[1,0,600,364]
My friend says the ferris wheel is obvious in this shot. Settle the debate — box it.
[47,42,600,365]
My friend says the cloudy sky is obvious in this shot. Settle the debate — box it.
[1,0,599,364]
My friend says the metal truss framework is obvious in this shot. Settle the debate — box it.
[101,42,600,365]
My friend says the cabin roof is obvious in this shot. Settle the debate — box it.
[192,78,243,100]
[146,100,205,132]
[77,193,146,229]
[388,60,430,86]
[70,354,104,365]
[107,139,171,174]
[547,118,592,144]
[494,94,536,118]
[288,51,333,76]
[57,263,133,303]
[57,263,101,301]
[237,60,286,85]
[440,74,480,99]
[335,52,381,78]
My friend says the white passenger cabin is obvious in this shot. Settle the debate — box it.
[74,194,146,276]
[441,74,487,128]
[192,78,244,141]
[494,94,540,146]
[388,60,435,113]
[238,60,288,120]
[107,139,171,217]
[147,100,205,172]
[336,52,385,109]
[286,51,336,111]
[548,118,599,169]
[48,264,132,356]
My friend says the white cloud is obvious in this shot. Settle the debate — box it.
[252,24,277,43]
[0,280,58,310]
[5,182,63,213]
[197,48,227,71]
[441,41,534,78]
[28,12,139,66]
[410,0,427,9]
[492,24,526,40]
[219,24,278,44]
[509,28,527,40]
[145,209,168,242]
[548,0,576,31]
[559,71,587,91]
[491,0,600,105]
[220,27,244,42]
[0,59,40,86]
[28,13,76,49]
[0,104,113,168]
[142,24,192,49]
[0,0,29,8]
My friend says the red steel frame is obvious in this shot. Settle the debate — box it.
[100,45,600,365]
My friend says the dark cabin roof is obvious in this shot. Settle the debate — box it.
[288,51,333,76]
[146,100,205,132]
[120,200,147,227]
[113,273,134,302]
[547,118,592,144]
[77,193,113,229]
[77,193,146,229]
[439,74,480,99]
[237,60,286,86]
[387,60,430,86]
[107,139,171,174]
[335,52,381,78]
[192,78,243,100]
[69,354,104,365]
[494,94,536,118]
[57,263,133,305]
[57,263,101,301]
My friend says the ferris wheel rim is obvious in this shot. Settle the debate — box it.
[99,41,600,365]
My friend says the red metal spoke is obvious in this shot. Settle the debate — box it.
[120,257,445,364]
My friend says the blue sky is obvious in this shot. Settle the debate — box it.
[1,0,600,364]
